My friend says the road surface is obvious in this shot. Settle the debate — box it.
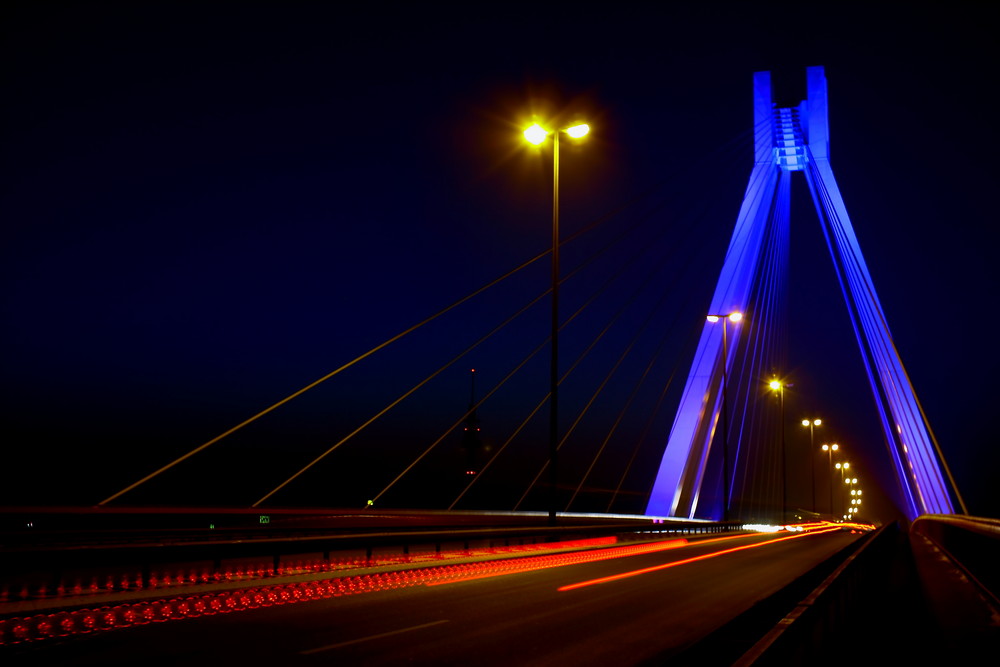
[4,529,861,665]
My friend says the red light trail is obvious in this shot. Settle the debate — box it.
[0,526,858,645]
[558,526,842,592]
[426,538,687,587]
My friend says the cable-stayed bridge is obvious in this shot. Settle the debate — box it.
[1,67,995,661]
[86,67,961,525]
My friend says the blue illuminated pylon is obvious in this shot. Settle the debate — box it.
[646,67,962,521]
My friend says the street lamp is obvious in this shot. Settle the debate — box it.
[821,443,839,515]
[707,311,742,522]
[769,378,786,523]
[844,476,857,517]
[801,418,822,513]
[835,461,850,518]
[523,120,590,524]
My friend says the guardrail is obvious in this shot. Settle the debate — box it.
[0,506,741,607]
[910,514,1000,604]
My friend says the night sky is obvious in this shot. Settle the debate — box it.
[2,3,997,520]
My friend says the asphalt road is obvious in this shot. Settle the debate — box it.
[5,530,862,665]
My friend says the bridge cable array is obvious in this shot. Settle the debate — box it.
[803,144,966,514]
[391,171,710,509]
[98,123,767,512]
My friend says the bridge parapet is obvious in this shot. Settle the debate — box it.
[910,514,1000,627]
[0,507,740,614]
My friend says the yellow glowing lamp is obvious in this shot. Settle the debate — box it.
[524,123,549,145]
[728,312,742,323]
[814,419,822,426]
[769,380,781,391]
[565,123,590,138]
[832,444,839,451]
[802,419,811,427]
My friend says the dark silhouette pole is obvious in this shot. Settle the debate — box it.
[548,131,560,525]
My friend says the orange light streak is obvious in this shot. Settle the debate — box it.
[426,538,688,587]
[558,526,842,592]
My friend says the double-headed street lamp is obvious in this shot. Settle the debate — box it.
[707,312,742,522]
[821,443,839,515]
[769,378,787,523]
[801,418,822,513]
[524,120,590,524]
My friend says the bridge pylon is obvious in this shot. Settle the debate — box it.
[646,67,962,522]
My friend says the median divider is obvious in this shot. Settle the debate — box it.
[0,534,696,646]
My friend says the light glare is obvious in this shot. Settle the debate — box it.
[565,123,590,138]
[524,123,548,145]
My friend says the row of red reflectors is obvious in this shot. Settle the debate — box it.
[0,535,626,645]
[1,537,617,603]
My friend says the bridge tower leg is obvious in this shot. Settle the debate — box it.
[646,67,962,521]
[646,71,782,519]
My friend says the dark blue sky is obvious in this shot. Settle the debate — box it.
[2,3,996,519]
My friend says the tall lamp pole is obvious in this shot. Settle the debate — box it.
[708,312,742,522]
[769,379,786,523]
[801,418,822,514]
[822,443,839,516]
[524,120,590,524]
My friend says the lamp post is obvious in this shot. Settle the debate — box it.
[524,120,590,524]
[769,378,786,523]
[821,443,839,516]
[707,312,742,522]
[801,418,822,514]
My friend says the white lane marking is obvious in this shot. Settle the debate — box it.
[300,619,450,655]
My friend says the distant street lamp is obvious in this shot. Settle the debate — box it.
[844,476,858,517]
[822,443,839,515]
[835,461,850,518]
[801,418,822,513]
[707,312,742,522]
[523,120,590,524]
[769,378,787,523]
